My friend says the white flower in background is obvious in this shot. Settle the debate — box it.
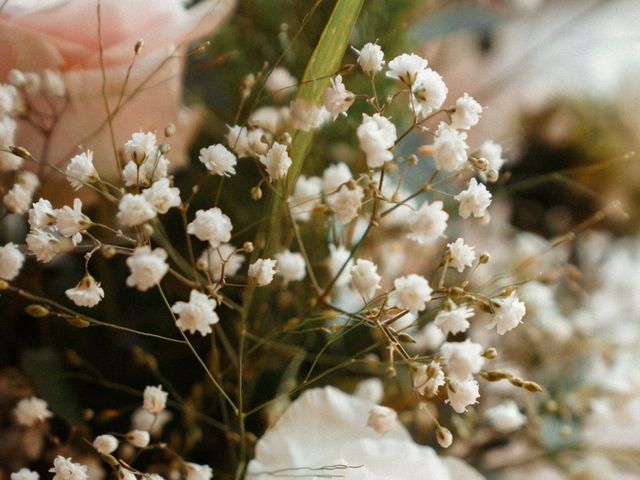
[274,251,306,285]
[3,183,31,214]
[323,75,355,120]
[441,339,485,381]
[142,178,181,214]
[66,150,98,190]
[49,456,87,480]
[10,468,39,480]
[0,117,20,172]
[386,53,428,87]
[131,409,173,438]
[172,290,219,336]
[388,274,432,315]
[0,83,18,115]
[408,200,448,245]
[0,243,25,281]
[42,69,65,97]
[56,198,90,244]
[413,322,446,351]
[246,387,483,479]
[327,244,353,288]
[93,434,119,455]
[124,131,157,164]
[185,463,213,480]
[13,396,52,426]
[226,125,268,157]
[455,178,492,219]
[447,238,476,272]
[117,193,156,227]
[8,69,26,87]
[290,175,322,222]
[290,98,324,132]
[451,93,482,130]
[65,274,104,308]
[249,106,290,135]
[187,208,233,247]
[489,292,526,334]
[265,67,297,99]
[26,229,62,263]
[350,259,382,300]
[125,247,168,291]
[143,385,168,414]
[249,258,277,286]
[485,400,527,433]
[199,144,237,176]
[435,304,474,336]
[434,122,468,172]
[328,184,364,224]
[412,361,445,397]
[259,142,291,180]
[23,72,41,96]
[322,162,352,194]
[117,469,136,480]
[126,430,150,448]
[17,171,40,194]
[413,68,448,117]
[198,244,244,281]
[356,42,385,75]
[478,140,505,178]
[354,378,384,404]
[446,378,480,413]
[357,113,397,168]
[146,475,165,480]
[28,198,56,229]
[367,405,397,434]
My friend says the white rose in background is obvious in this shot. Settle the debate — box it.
[0,0,235,179]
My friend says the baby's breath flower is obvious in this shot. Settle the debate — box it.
[413,361,445,397]
[291,175,322,222]
[407,200,448,245]
[125,247,168,291]
[49,456,87,480]
[28,198,56,229]
[143,385,168,414]
[259,142,292,180]
[65,274,104,308]
[248,258,277,286]
[187,208,233,247]
[446,378,480,413]
[388,274,432,315]
[451,93,483,130]
[447,238,476,272]
[23,72,41,96]
[17,171,39,193]
[442,339,485,381]
[126,429,150,448]
[42,69,65,98]
[198,244,244,280]
[199,144,237,176]
[10,468,39,480]
[323,75,355,120]
[328,184,364,224]
[172,290,219,336]
[290,99,326,132]
[322,162,352,194]
[435,304,474,336]
[413,68,448,117]
[185,463,213,480]
[386,53,428,87]
[349,259,382,301]
[367,405,397,434]
[489,292,526,335]
[93,434,119,455]
[356,42,385,75]
[434,122,468,172]
[0,243,24,280]
[455,178,492,219]
[3,183,32,214]
[142,178,181,214]
[478,140,505,178]
[56,198,90,245]
[65,151,98,190]
[124,131,157,164]
[327,244,353,288]
[249,106,290,135]
[13,396,52,426]
[117,194,156,227]
[226,125,268,157]
[265,67,297,99]
[485,400,527,433]
[274,250,306,285]
[26,229,61,263]
[357,113,397,168]
[353,378,384,404]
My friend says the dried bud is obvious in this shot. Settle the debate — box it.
[160,143,171,155]
[485,169,499,183]
[482,347,498,359]
[407,154,419,166]
[25,304,50,318]
[141,224,154,236]
[417,144,435,156]
[251,186,262,200]
[0,280,8,290]
[436,425,453,448]
[523,381,543,393]
[478,252,491,264]
[164,123,176,137]
[480,370,512,382]
[134,39,144,55]
[243,241,254,253]
[9,146,33,161]
[101,245,117,259]
[67,316,91,328]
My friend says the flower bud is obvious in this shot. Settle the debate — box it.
[135,39,144,55]
[164,123,176,137]
[251,186,262,200]
[25,304,50,318]
[436,426,453,448]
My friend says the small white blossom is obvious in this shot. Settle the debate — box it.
[248,258,277,286]
[226,125,268,157]
[478,140,505,178]
[56,198,90,244]
[172,290,219,336]
[8,69,26,87]
[142,178,181,214]
[407,200,448,245]
[328,184,364,224]
[434,122,468,172]
[199,144,237,176]
[485,400,527,433]
[126,430,150,448]
[26,229,61,263]
[322,162,352,194]
[10,468,39,480]
[65,274,104,308]
[413,68,447,117]
[455,178,492,219]
[291,175,322,222]
[414,322,446,351]
[124,131,157,164]
[249,106,290,135]
[367,406,397,434]
[122,155,170,188]
[435,304,474,336]
[290,99,325,132]
[3,183,32,214]
[187,208,233,247]
[451,93,482,130]
[198,244,244,281]
[386,53,428,87]
[143,385,168,414]
[357,113,397,168]
[125,247,168,291]
[28,198,56,229]
[42,70,65,97]
[259,142,291,180]
[356,42,385,75]
[49,456,87,480]
[446,378,480,413]
[354,378,384,404]
[185,463,213,480]
[447,238,476,272]
[117,470,136,480]
[327,244,353,288]
[13,396,52,426]
[323,75,354,120]
[441,339,485,381]
[0,243,25,280]
[349,259,382,300]
[23,72,41,95]
[0,83,18,116]
[412,361,445,397]
[66,152,98,191]
[274,251,306,285]
[93,434,119,455]
[117,194,156,227]
[388,274,432,315]
[17,171,40,194]
[265,67,297,99]
[131,408,172,435]
[489,292,526,335]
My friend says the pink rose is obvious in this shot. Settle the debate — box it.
[0,0,234,179]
